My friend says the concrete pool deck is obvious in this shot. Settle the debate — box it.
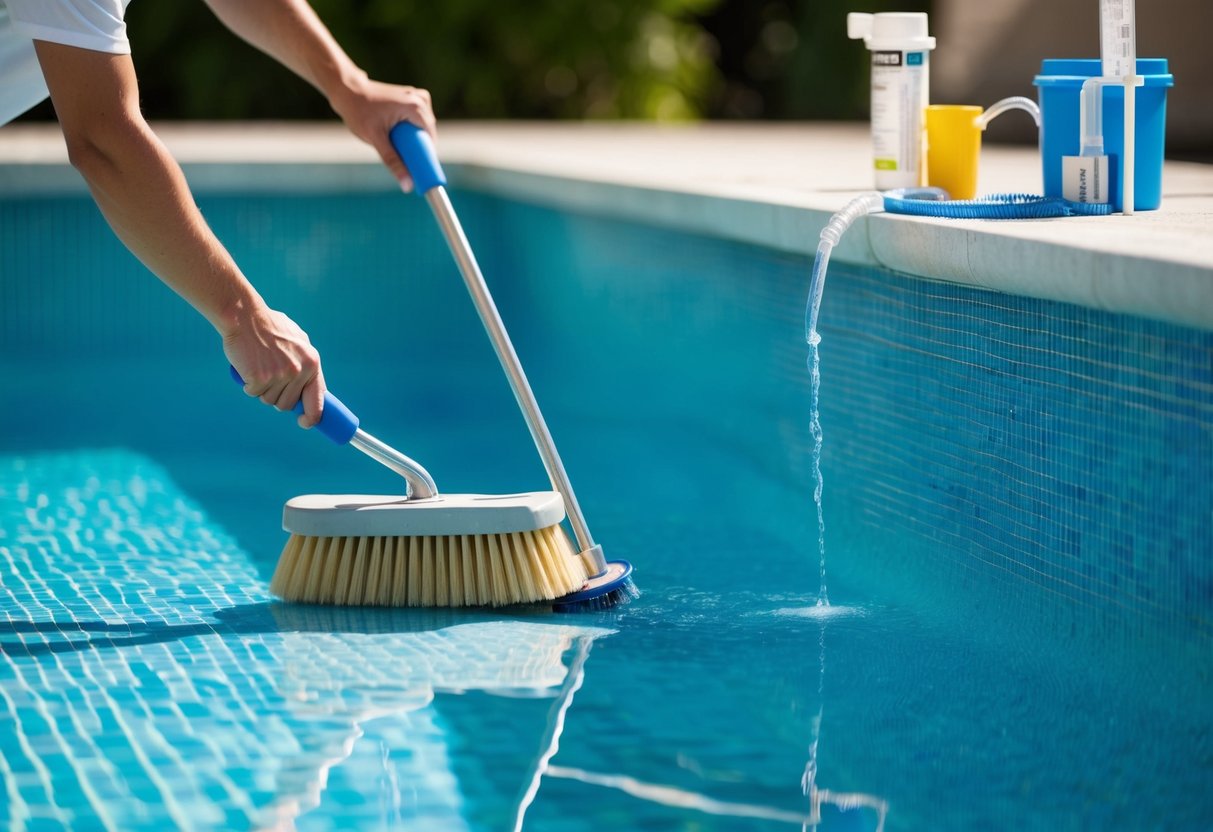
[2,121,1211,330]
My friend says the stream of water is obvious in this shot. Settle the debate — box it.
[806,246,832,607]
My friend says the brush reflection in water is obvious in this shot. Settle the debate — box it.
[247,604,615,829]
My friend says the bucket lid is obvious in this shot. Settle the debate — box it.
[1034,58,1173,87]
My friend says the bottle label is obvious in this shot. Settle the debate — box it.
[870,51,927,183]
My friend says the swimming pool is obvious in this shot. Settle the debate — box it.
[1,184,1211,830]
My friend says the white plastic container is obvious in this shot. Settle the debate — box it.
[847,12,936,190]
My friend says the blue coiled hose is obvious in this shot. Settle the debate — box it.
[882,187,1114,219]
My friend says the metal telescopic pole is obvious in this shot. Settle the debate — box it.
[424,187,607,575]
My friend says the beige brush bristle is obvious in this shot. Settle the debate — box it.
[268,524,589,607]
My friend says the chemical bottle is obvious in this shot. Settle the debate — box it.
[847,12,936,190]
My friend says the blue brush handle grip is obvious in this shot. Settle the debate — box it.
[389,122,446,194]
[229,365,359,445]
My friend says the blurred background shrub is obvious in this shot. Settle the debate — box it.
[702,0,927,119]
[14,0,1207,158]
[17,0,925,123]
[133,0,726,121]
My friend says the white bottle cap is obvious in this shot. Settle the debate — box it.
[847,12,935,52]
[847,12,873,40]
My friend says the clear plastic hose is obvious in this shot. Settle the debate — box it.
[1079,77,1113,157]
[974,95,1041,130]
[805,191,884,607]
[806,191,884,342]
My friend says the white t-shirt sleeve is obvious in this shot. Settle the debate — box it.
[4,0,131,55]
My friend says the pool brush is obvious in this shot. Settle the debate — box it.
[231,367,592,607]
[229,125,634,611]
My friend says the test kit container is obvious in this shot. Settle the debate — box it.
[848,12,936,190]
[1033,58,1173,211]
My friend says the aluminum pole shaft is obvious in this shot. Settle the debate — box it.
[424,187,603,570]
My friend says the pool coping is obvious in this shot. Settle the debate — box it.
[2,121,1211,331]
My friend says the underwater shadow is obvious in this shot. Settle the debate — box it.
[0,602,569,658]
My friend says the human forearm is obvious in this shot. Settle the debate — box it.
[34,40,325,423]
[66,118,323,418]
[67,114,261,335]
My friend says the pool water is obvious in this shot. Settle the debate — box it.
[1,190,1210,830]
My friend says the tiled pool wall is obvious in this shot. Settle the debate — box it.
[2,188,1210,655]
[817,266,1213,647]
[460,195,1213,651]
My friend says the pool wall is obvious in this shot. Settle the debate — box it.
[818,264,1213,645]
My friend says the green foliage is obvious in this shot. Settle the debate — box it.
[125,0,723,121]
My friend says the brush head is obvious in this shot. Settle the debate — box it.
[271,492,591,608]
[282,492,566,537]
[552,560,637,613]
[271,523,589,608]
[274,493,636,611]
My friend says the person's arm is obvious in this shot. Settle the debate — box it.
[201,0,436,190]
[33,40,324,426]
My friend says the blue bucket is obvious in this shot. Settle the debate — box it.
[1033,58,1173,211]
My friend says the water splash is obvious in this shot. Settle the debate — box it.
[772,604,867,621]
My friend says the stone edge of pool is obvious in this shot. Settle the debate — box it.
[2,121,1211,332]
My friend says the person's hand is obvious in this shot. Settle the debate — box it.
[222,303,324,429]
[330,76,437,192]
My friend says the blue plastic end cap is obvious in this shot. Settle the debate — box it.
[388,122,447,195]
[552,560,635,610]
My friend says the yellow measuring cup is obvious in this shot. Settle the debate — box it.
[925,97,1041,200]
[925,105,984,199]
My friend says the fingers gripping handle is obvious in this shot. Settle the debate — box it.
[229,366,359,445]
[389,122,446,195]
